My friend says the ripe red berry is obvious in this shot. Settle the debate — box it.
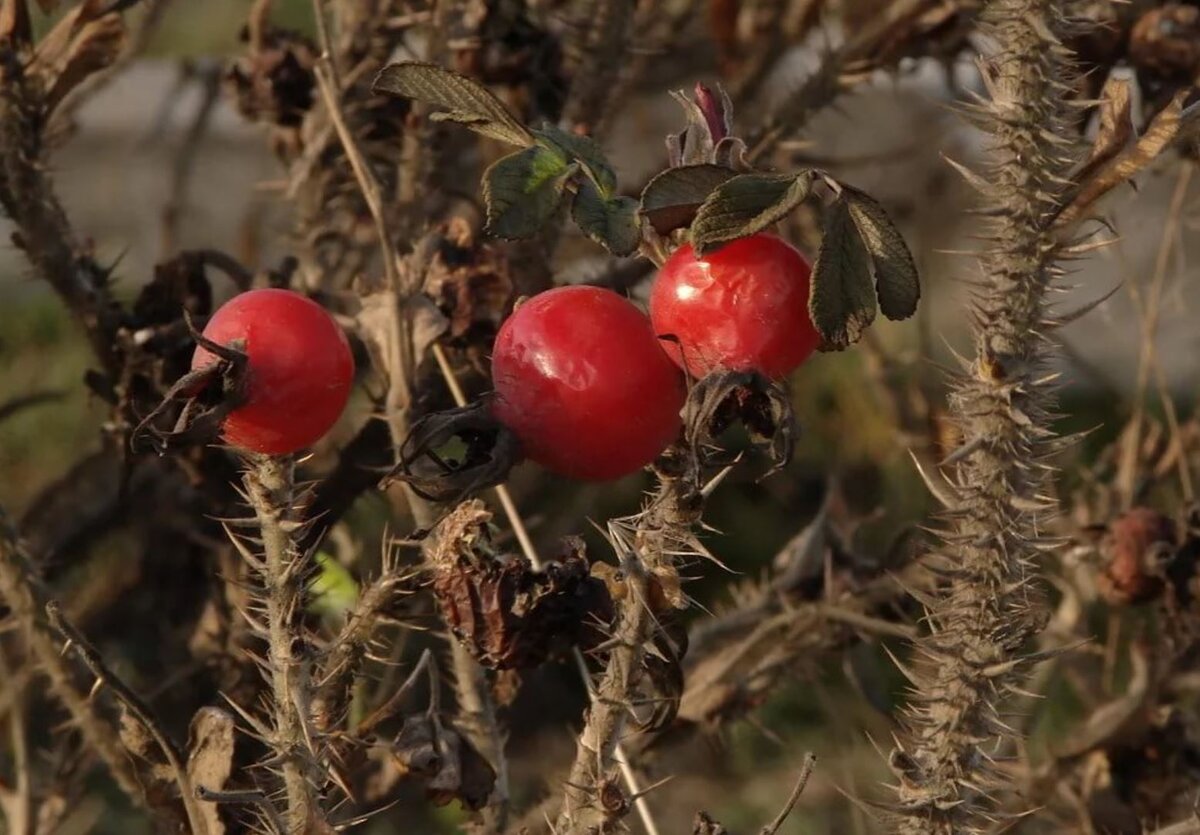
[491,286,685,481]
[192,288,354,455]
[649,233,819,379]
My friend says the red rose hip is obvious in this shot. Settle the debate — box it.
[491,286,685,481]
[650,233,819,378]
[191,288,354,455]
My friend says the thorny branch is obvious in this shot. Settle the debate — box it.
[888,0,1079,828]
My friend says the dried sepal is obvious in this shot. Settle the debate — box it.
[381,399,521,505]
[428,501,613,670]
[678,369,798,477]
[390,714,497,811]
[131,313,249,454]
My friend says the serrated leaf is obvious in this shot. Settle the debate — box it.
[573,180,640,256]
[844,188,919,320]
[639,164,737,235]
[373,61,533,147]
[482,146,574,239]
[690,170,816,254]
[533,125,617,194]
[810,198,876,351]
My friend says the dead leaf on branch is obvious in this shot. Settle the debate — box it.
[390,715,496,811]
[428,500,613,670]
[32,2,126,114]
[1056,91,1190,229]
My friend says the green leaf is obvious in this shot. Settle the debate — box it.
[533,125,617,194]
[309,552,359,619]
[809,198,877,351]
[690,170,816,254]
[639,164,737,235]
[373,61,533,147]
[482,146,575,239]
[844,188,920,320]
[572,180,641,256]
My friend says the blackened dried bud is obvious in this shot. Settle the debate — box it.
[1097,507,1176,606]
[382,399,522,506]
[392,715,497,810]
[428,501,614,670]
[682,369,797,474]
[1130,5,1200,83]
[224,26,317,128]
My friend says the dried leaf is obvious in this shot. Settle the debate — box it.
[188,708,235,835]
[392,716,497,811]
[373,61,533,147]
[572,180,641,256]
[429,501,613,670]
[690,171,816,254]
[534,125,617,193]
[678,370,797,478]
[482,145,575,239]
[639,164,737,235]
[810,198,876,350]
[35,8,126,114]
[1056,92,1188,228]
[843,188,919,320]
[1077,76,1134,185]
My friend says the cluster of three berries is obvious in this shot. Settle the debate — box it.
[190,233,817,473]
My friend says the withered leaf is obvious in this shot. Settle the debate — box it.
[1056,91,1189,228]
[188,707,235,835]
[690,170,816,254]
[682,370,797,474]
[34,5,126,114]
[429,500,613,669]
[373,61,533,147]
[572,180,641,256]
[843,188,919,320]
[1075,76,1134,186]
[639,164,737,235]
[809,197,876,350]
[482,145,575,239]
[392,715,497,811]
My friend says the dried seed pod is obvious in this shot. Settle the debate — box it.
[428,501,613,670]
[1098,507,1176,606]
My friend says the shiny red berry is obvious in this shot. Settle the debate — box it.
[192,288,354,455]
[491,286,685,481]
[649,233,819,378]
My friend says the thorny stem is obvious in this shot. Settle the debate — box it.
[0,50,122,374]
[0,645,31,835]
[556,542,654,833]
[889,0,1076,829]
[243,455,324,835]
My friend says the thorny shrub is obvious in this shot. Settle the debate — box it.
[0,1,1199,834]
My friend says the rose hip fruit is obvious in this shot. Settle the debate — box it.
[650,233,819,378]
[191,288,354,455]
[491,286,685,481]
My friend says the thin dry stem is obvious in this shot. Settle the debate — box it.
[243,454,324,834]
[0,644,31,835]
[761,753,817,835]
[45,601,210,835]
[0,507,161,819]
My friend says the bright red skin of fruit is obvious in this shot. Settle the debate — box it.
[650,234,819,379]
[491,286,685,481]
[191,288,354,455]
